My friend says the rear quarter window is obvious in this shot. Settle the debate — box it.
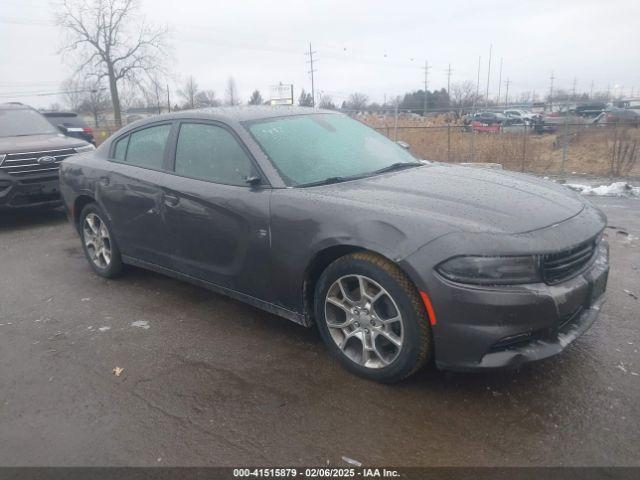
[113,135,129,162]
[119,124,171,170]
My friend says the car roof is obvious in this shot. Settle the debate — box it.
[42,111,79,117]
[0,102,32,111]
[139,106,339,125]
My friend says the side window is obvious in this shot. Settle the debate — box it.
[174,123,254,186]
[124,124,171,169]
[113,135,129,162]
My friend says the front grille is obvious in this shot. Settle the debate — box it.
[542,238,597,285]
[0,148,77,177]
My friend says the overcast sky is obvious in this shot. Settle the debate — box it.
[1,0,639,109]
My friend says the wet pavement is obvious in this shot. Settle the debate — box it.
[0,197,638,466]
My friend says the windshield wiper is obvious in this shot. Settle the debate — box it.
[298,176,352,188]
[298,173,370,188]
[371,162,422,175]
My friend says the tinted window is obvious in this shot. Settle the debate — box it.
[0,108,58,137]
[125,124,171,169]
[174,123,254,186]
[113,135,129,162]
[44,113,87,128]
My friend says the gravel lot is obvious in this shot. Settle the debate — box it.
[0,196,638,467]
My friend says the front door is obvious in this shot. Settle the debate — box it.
[161,121,272,301]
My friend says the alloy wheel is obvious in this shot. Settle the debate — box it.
[83,213,112,269]
[324,274,404,369]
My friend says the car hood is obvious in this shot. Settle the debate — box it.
[0,133,86,155]
[310,163,586,235]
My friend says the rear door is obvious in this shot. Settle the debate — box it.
[161,120,273,300]
[99,122,176,266]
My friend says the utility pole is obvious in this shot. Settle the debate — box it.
[154,81,161,114]
[504,78,510,105]
[305,42,317,108]
[423,60,431,117]
[446,63,453,112]
[497,58,503,107]
[485,44,492,107]
[166,83,171,113]
[590,80,594,99]
[572,77,577,99]
[474,56,481,112]
[549,70,555,111]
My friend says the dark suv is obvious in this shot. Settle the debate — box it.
[0,103,94,211]
[43,111,96,145]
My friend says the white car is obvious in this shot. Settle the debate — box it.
[504,109,541,123]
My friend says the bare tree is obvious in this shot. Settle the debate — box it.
[79,81,111,126]
[318,94,336,110]
[345,92,369,111]
[450,81,476,110]
[248,90,263,105]
[141,74,168,114]
[55,0,168,127]
[225,77,239,106]
[179,76,199,109]
[195,89,220,107]
[60,77,86,111]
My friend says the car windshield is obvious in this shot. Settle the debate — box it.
[246,113,420,186]
[0,108,59,137]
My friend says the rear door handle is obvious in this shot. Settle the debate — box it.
[164,194,179,207]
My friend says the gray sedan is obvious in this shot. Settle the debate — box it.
[59,107,609,383]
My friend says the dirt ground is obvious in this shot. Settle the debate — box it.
[0,196,639,467]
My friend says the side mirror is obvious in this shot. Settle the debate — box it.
[396,141,410,150]
[57,124,69,134]
[245,175,262,186]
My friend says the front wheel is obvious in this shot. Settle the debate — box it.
[314,252,433,383]
[79,203,123,278]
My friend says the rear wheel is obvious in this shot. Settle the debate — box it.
[315,252,433,383]
[79,203,123,278]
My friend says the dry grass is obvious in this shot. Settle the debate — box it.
[362,117,640,177]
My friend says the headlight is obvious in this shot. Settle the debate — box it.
[74,144,96,153]
[437,255,541,285]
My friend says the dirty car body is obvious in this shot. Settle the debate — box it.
[59,107,609,373]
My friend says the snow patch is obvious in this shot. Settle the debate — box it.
[98,326,111,332]
[131,320,150,330]
[566,181,640,197]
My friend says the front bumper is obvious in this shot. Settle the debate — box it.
[0,172,62,210]
[428,242,609,371]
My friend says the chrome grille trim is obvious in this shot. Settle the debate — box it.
[0,148,76,177]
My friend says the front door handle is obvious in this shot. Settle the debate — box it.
[164,194,179,207]
[99,176,110,186]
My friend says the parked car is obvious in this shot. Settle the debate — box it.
[594,107,640,126]
[60,107,609,383]
[472,111,509,125]
[573,102,607,118]
[0,103,94,211]
[43,111,96,145]
[504,109,541,123]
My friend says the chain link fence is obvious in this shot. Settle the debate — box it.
[361,119,640,178]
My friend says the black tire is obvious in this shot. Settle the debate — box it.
[314,252,433,383]
[79,203,123,278]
